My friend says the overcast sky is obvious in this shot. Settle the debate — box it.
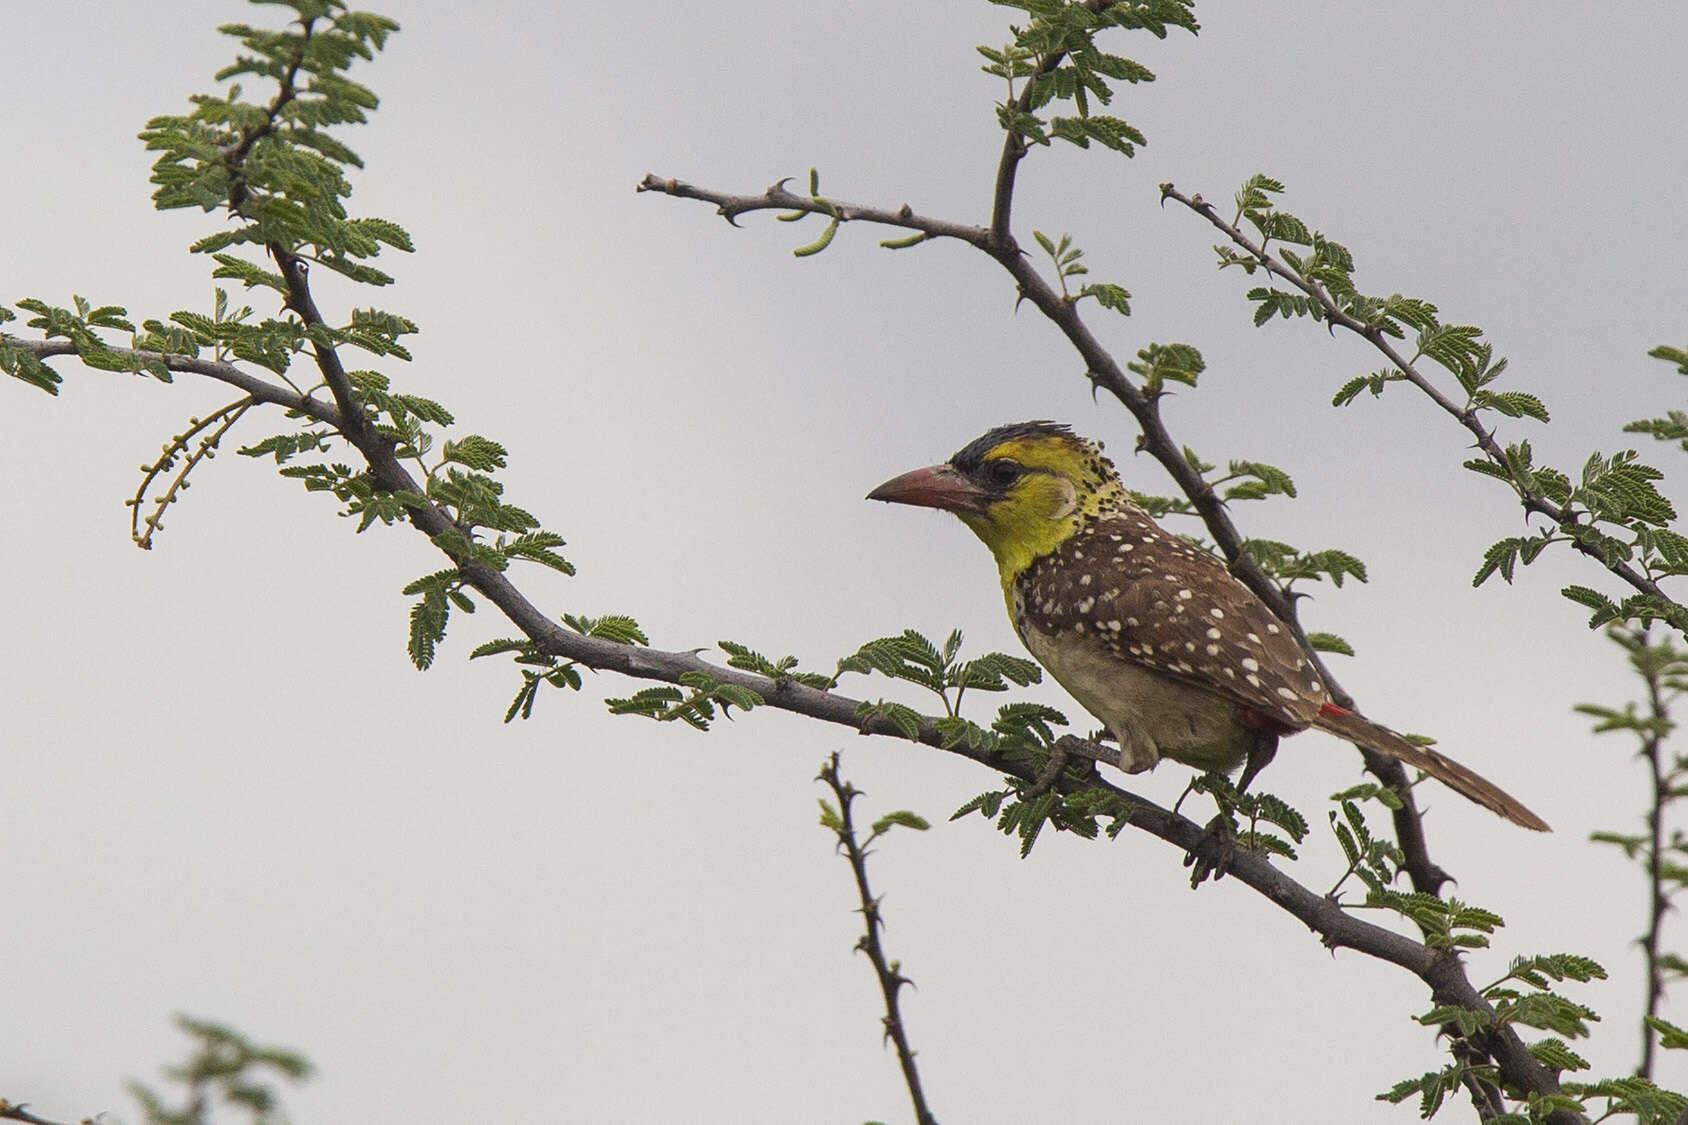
[7,2,1688,1122]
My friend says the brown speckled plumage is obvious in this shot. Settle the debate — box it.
[1013,504,1328,731]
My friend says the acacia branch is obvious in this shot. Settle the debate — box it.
[0,1101,76,1125]
[638,170,1452,895]
[820,754,938,1125]
[272,244,380,449]
[1642,658,1668,1080]
[17,339,343,424]
[635,175,990,246]
[1159,182,1672,606]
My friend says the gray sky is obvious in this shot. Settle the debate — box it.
[6,2,1688,1122]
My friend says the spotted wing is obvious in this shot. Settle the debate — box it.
[1012,507,1327,729]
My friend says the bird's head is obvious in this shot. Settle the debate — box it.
[868,421,1129,580]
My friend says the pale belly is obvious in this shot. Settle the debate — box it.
[1019,621,1255,775]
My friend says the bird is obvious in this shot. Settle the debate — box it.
[867,420,1549,833]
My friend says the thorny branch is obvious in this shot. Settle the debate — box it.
[1641,653,1670,1081]
[1159,182,1672,605]
[0,1100,77,1125]
[819,754,938,1125]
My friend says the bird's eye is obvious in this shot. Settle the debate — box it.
[984,459,1023,488]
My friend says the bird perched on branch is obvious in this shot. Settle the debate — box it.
[868,420,1548,833]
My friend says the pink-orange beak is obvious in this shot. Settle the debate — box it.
[867,463,992,514]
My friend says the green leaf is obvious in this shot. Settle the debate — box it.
[1330,376,1369,408]
[837,630,948,694]
[854,699,925,740]
[1417,1004,1490,1037]
[1561,585,1621,628]
[871,810,930,834]
[501,531,575,576]
[951,789,1008,822]
[1647,344,1688,375]
[407,588,448,670]
[0,340,64,394]
[1077,281,1131,316]
[1473,389,1550,422]
[950,651,1042,692]
[1049,114,1145,155]
[1473,538,1523,586]
[1647,1015,1688,1050]
[1306,632,1353,656]
[563,613,648,645]
[1127,342,1203,394]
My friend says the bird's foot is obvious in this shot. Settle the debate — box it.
[1184,812,1239,888]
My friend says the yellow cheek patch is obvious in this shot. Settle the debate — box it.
[951,432,1129,584]
[959,473,1083,580]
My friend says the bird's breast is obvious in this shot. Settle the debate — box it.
[1015,611,1257,774]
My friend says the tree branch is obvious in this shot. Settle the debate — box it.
[0,1101,77,1125]
[819,754,938,1125]
[16,339,343,425]
[635,174,990,246]
[1158,181,1672,605]
[271,244,380,450]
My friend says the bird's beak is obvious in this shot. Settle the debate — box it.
[867,464,992,514]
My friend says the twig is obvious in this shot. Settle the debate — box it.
[271,244,382,451]
[1642,649,1668,1080]
[0,1099,80,1125]
[17,340,339,422]
[635,175,990,246]
[129,399,252,548]
[818,753,937,1125]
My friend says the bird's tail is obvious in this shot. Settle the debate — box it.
[1312,703,1550,832]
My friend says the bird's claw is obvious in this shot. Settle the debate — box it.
[1184,813,1238,888]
